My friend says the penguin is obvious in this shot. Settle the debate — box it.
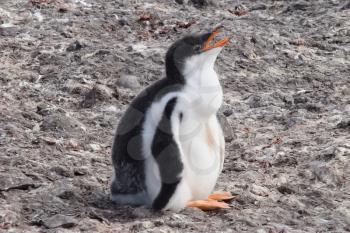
[111,26,232,211]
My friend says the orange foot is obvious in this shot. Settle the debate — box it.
[208,191,234,201]
[186,199,229,210]
[186,192,234,210]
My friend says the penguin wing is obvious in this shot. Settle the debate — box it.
[151,97,184,210]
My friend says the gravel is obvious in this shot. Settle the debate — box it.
[0,0,349,232]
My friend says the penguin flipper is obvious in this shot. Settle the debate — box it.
[151,97,184,210]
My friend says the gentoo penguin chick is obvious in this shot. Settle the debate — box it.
[111,27,232,211]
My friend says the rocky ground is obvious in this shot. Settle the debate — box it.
[0,0,350,232]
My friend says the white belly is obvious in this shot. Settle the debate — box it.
[179,114,224,200]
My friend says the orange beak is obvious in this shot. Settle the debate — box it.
[202,27,230,52]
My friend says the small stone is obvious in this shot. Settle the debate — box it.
[66,40,83,52]
[32,123,41,133]
[223,108,233,117]
[335,145,350,159]
[141,221,153,229]
[0,170,35,191]
[41,114,84,132]
[22,111,42,121]
[250,184,269,197]
[0,209,19,229]
[57,190,76,200]
[277,185,295,194]
[310,161,342,186]
[181,207,207,218]
[73,167,88,176]
[80,88,97,108]
[340,1,350,10]
[337,120,350,129]
[37,103,55,116]
[341,86,350,95]
[247,95,264,108]
[118,16,129,26]
[250,4,267,11]
[217,114,234,142]
[0,23,19,36]
[305,103,322,112]
[232,4,249,16]
[42,137,57,145]
[58,3,74,13]
[64,80,90,94]
[130,222,143,232]
[131,206,153,218]
[80,84,116,108]
[232,162,247,172]
[68,139,80,150]
[94,84,117,100]
[79,219,101,232]
[50,166,73,177]
[103,105,118,113]
[31,138,40,145]
[43,214,77,229]
[116,75,141,90]
[191,0,210,7]
[88,144,101,152]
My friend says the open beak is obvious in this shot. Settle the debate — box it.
[202,26,230,52]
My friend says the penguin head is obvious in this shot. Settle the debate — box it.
[165,26,229,82]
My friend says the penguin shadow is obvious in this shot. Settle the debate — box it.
[84,187,233,226]
[83,187,164,224]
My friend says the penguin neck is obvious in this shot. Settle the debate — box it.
[184,63,221,97]
[165,58,185,84]
[182,57,223,118]
[182,51,221,92]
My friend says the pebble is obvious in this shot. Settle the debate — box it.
[37,103,56,116]
[42,137,57,145]
[310,161,341,186]
[42,214,78,229]
[141,221,154,229]
[337,119,350,129]
[40,114,84,132]
[21,111,42,122]
[88,143,101,152]
[250,184,270,197]
[116,75,141,90]
[73,167,88,176]
[66,40,83,52]
[49,166,73,177]
[341,86,350,95]
[68,139,80,150]
[0,23,18,36]
[250,4,267,11]
[0,170,35,191]
[103,105,118,113]
[335,145,350,161]
[0,209,19,229]
[277,185,295,194]
[131,206,154,218]
[218,114,234,142]
[80,84,116,108]
[191,0,210,7]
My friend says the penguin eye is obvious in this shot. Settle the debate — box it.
[193,45,201,52]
